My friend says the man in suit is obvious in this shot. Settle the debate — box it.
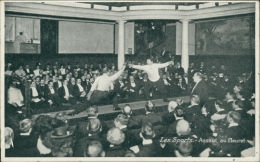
[58,79,76,105]
[73,119,107,157]
[105,128,127,157]
[221,111,247,157]
[162,101,178,125]
[127,75,140,99]
[114,75,128,102]
[45,80,61,107]
[185,95,201,128]
[114,113,138,148]
[191,72,208,107]
[73,78,86,103]
[131,122,161,157]
[140,100,162,126]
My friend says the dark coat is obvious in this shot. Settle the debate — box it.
[140,112,163,126]
[191,80,209,106]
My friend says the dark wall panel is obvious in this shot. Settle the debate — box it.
[41,19,58,55]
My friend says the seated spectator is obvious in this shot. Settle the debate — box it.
[13,119,38,156]
[167,107,185,135]
[130,122,160,157]
[34,63,41,77]
[5,127,15,157]
[221,111,247,157]
[162,101,178,124]
[73,118,106,157]
[162,74,172,97]
[7,78,24,113]
[114,75,128,101]
[48,121,76,157]
[45,80,61,107]
[211,100,228,121]
[186,95,201,127]
[5,63,13,76]
[224,90,236,112]
[140,100,162,126]
[30,81,43,110]
[15,64,26,78]
[176,75,187,96]
[83,141,105,157]
[128,75,140,99]
[114,113,137,148]
[105,127,126,157]
[174,138,193,157]
[58,79,76,105]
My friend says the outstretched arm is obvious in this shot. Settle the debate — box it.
[129,64,145,71]
[156,61,174,68]
[109,64,126,81]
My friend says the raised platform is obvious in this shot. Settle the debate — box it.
[31,96,215,121]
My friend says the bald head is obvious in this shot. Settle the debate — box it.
[122,104,132,116]
[85,141,105,157]
[168,101,178,113]
[176,120,191,136]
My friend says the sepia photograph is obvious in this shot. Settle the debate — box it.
[1,1,259,161]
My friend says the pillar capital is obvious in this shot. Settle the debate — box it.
[117,20,127,24]
[180,19,191,23]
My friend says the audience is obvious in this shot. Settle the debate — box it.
[4,60,255,158]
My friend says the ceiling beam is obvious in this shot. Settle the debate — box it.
[5,2,255,22]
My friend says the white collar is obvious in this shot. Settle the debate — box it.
[146,112,152,115]
[228,123,239,128]
[142,138,153,145]
[37,137,51,154]
[20,128,32,136]
[174,113,184,120]
[227,99,234,103]
[235,107,243,111]
[217,108,225,112]
[188,103,199,108]
[119,125,127,130]
[139,132,153,145]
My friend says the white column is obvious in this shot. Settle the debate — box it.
[117,20,126,69]
[180,19,190,74]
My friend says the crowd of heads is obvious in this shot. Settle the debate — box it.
[4,58,255,157]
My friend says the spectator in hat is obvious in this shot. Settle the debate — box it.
[105,127,126,157]
[45,120,76,157]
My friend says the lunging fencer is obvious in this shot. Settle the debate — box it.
[69,63,126,115]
